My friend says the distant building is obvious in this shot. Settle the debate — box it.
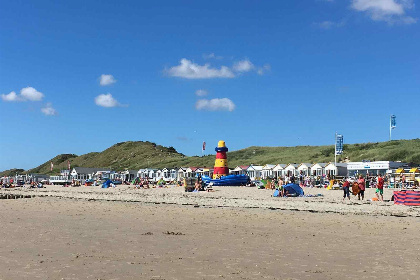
[347,161,407,176]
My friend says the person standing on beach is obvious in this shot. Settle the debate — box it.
[278,177,284,188]
[342,178,351,201]
[357,175,365,200]
[376,174,384,201]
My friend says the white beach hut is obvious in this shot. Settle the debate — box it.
[273,164,287,178]
[232,165,249,175]
[310,163,327,177]
[284,164,299,176]
[246,165,263,180]
[297,163,312,176]
[177,167,187,180]
[324,162,348,177]
[262,164,275,179]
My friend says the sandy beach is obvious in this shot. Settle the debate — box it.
[1,185,420,279]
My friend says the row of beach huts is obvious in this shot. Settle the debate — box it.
[4,161,418,185]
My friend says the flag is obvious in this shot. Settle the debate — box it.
[68,160,71,170]
[50,162,53,171]
[202,141,206,151]
[391,115,396,129]
[335,134,344,155]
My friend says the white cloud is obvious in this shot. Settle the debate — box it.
[351,0,417,24]
[195,98,236,112]
[195,89,208,97]
[99,74,117,86]
[257,64,271,75]
[203,53,223,60]
[314,19,346,29]
[1,91,22,102]
[233,59,255,72]
[41,103,58,116]
[94,93,121,108]
[166,59,235,79]
[1,87,44,102]
[20,87,44,101]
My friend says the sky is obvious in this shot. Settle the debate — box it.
[1,0,419,170]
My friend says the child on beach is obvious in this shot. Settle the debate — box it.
[376,174,384,201]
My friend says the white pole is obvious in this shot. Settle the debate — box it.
[389,115,392,141]
[334,132,337,166]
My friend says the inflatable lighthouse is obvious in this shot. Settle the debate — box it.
[200,140,249,186]
[213,140,229,179]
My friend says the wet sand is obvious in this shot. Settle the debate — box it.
[1,186,419,279]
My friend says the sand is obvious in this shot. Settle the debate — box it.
[1,185,419,279]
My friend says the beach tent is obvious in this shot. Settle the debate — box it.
[102,179,112,188]
[283,183,304,196]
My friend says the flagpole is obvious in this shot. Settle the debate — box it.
[334,132,337,166]
[389,115,392,141]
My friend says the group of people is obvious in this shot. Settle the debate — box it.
[134,178,150,189]
[341,174,385,201]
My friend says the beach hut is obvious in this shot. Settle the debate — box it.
[120,170,138,182]
[273,164,286,178]
[297,163,312,176]
[170,168,178,180]
[325,162,348,177]
[203,168,213,177]
[195,167,204,177]
[177,167,187,180]
[284,164,299,177]
[137,168,157,180]
[186,167,199,178]
[262,164,275,179]
[71,167,111,182]
[232,165,249,175]
[246,165,263,180]
[159,168,174,181]
[310,163,327,177]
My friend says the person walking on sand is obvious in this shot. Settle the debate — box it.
[357,175,365,200]
[342,178,351,201]
[376,174,384,201]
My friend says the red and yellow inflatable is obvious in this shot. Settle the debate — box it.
[213,140,229,179]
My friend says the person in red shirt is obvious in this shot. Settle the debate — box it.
[342,178,351,201]
[376,174,384,201]
[357,175,365,200]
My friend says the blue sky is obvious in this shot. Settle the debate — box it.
[1,0,419,170]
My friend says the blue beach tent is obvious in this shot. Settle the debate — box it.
[283,183,304,196]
